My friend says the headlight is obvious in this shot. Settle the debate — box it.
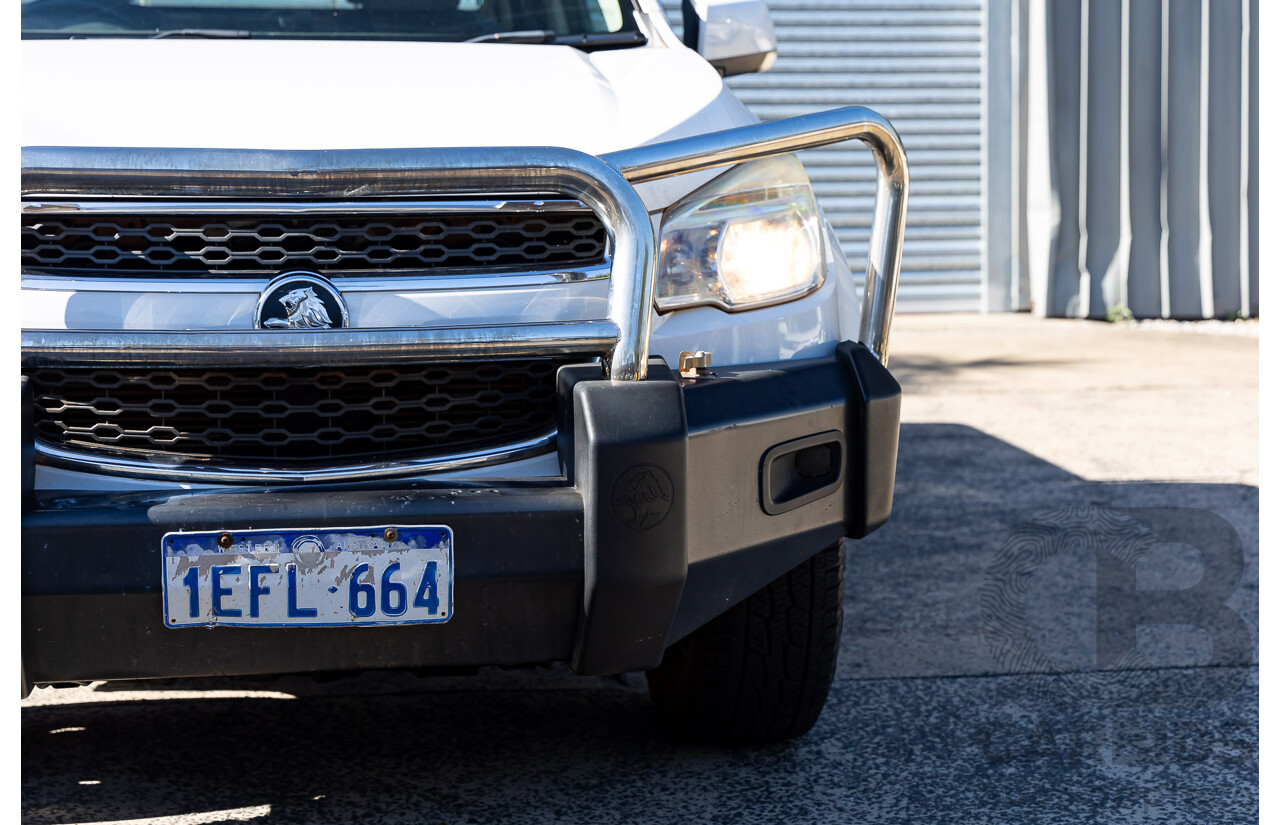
[655,155,825,312]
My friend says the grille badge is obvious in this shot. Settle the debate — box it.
[256,272,349,330]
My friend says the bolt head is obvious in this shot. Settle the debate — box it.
[383,527,398,543]
[217,532,234,549]
[678,350,713,378]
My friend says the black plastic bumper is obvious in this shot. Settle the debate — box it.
[22,341,900,686]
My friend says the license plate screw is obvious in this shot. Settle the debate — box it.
[217,532,233,549]
[383,527,398,543]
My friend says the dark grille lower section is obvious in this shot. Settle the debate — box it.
[22,208,608,276]
[27,361,568,467]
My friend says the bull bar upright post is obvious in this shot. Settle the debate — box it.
[603,105,909,365]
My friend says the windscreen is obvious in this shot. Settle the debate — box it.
[21,0,638,41]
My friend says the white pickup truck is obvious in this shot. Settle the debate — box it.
[21,0,907,745]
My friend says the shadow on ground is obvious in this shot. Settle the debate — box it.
[22,424,1258,825]
[886,354,1074,392]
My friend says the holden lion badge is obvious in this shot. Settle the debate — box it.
[256,272,349,330]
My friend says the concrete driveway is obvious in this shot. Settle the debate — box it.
[22,314,1258,824]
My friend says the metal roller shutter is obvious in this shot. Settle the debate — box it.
[661,0,988,312]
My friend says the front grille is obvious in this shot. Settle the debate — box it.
[27,360,568,467]
[22,207,608,276]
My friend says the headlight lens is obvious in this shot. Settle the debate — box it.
[655,155,825,312]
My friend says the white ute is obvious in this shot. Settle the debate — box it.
[21,0,908,745]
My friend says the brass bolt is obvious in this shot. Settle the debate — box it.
[383,527,398,543]
[217,532,233,549]
[678,350,713,379]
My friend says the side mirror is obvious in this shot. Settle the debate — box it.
[680,0,777,77]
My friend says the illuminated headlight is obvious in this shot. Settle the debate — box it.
[655,155,825,312]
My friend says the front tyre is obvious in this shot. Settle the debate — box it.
[645,542,845,745]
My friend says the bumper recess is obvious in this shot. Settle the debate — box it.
[22,341,899,686]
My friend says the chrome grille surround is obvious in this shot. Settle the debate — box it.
[22,199,608,276]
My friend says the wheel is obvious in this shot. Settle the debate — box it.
[645,542,845,745]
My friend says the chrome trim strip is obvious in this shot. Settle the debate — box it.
[34,429,560,485]
[602,106,908,364]
[22,198,595,215]
[22,323,617,368]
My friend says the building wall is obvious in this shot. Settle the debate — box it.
[1024,0,1258,319]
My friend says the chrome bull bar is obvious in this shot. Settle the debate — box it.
[21,105,908,379]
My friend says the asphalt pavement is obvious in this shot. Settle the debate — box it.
[22,314,1259,824]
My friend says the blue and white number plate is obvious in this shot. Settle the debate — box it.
[162,525,453,628]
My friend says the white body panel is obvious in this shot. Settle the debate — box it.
[22,32,864,490]
[21,38,743,210]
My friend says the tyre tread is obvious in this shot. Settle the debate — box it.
[646,543,845,745]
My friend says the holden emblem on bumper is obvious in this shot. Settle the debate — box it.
[255,272,349,330]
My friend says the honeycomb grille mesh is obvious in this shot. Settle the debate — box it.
[22,209,608,275]
[27,361,567,466]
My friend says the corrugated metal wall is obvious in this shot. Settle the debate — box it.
[1025,0,1258,319]
[662,0,989,313]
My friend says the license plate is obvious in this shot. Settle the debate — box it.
[162,525,453,628]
